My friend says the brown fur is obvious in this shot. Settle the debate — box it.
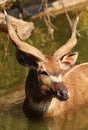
[45,63,88,117]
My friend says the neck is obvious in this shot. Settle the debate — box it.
[24,68,52,117]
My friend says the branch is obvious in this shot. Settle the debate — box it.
[0,12,34,40]
[31,0,88,19]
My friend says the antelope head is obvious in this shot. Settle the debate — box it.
[5,12,79,102]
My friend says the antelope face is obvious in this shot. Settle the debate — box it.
[38,69,69,101]
[36,53,78,101]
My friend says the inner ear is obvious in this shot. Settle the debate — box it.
[16,49,38,67]
[59,52,78,70]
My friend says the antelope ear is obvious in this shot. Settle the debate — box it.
[16,49,38,68]
[59,52,78,70]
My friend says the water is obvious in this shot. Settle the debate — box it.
[0,9,88,130]
[0,104,88,130]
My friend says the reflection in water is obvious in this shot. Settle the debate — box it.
[0,104,88,130]
[44,105,88,130]
[0,9,88,130]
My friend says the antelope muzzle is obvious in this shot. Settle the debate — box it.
[52,82,69,101]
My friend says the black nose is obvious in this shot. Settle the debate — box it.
[57,89,69,101]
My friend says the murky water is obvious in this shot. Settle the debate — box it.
[0,9,88,130]
[0,104,88,130]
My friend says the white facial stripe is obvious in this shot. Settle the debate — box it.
[50,76,59,82]
[38,62,46,72]
[58,75,62,82]
[50,75,62,82]
[38,62,63,82]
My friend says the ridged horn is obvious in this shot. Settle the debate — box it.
[4,11,46,62]
[53,16,79,61]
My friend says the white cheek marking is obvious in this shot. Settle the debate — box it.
[50,76,59,82]
[50,75,62,82]
[58,75,62,82]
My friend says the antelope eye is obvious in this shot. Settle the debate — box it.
[39,72,51,86]
[40,71,49,76]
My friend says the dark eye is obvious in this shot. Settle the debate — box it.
[40,71,48,76]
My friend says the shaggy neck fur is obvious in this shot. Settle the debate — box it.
[23,68,54,117]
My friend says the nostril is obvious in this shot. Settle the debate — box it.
[57,90,69,101]
[60,91,64,96]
